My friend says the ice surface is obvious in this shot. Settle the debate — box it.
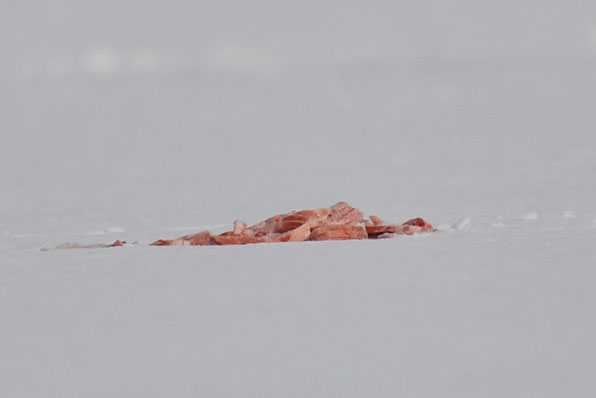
[2,1,596,396]
[454,217,472,230]
[520,212,539,221]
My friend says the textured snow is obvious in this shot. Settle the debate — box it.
[519,212,539,221]
[455,217,472,230]
[2,1,596,397]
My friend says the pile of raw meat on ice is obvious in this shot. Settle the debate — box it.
[46,202,435,249]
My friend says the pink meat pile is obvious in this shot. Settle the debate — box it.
[151,202,435,246]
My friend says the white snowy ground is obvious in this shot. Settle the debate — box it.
[2,1,596,396]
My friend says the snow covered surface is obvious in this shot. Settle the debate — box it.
[2,1,596,396]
